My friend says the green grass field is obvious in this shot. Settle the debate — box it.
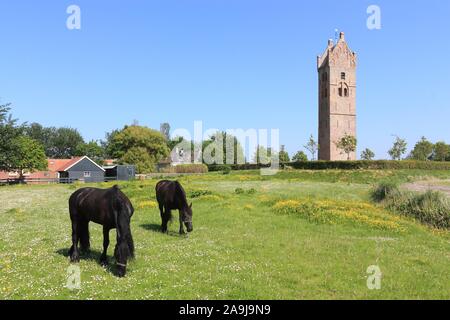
[1,169,449,300]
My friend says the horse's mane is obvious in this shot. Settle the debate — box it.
[174,181,189,208]
[112,186,135,259]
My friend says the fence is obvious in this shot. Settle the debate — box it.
[0,178,78,185]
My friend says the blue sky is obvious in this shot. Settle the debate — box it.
[1,0,449,159]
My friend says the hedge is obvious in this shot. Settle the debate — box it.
[208,160,450,171]
[162,164,208,174]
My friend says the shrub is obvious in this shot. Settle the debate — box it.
[163,164,208,174]
[372,183,450,229]
[371,181,400,202]
[234,187,257,195]
[287,160,450,170]
[210,161,450,172]
[189,189,213,198]
[400,191,450,229]
[210,165,232,174]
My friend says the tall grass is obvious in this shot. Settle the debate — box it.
[371,183,450,229]
[370,181,400,202]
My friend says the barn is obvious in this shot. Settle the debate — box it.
[57,156,105,183]
[103,165,135,181]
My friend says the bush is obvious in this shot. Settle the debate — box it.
[234,187,257,195]
[372,183,450,229]
[209,160,450,172]
[189,189,213,198]
[404,191,450,229]
[287,160,450,170]
[371,181,400,202]
[162,164,208,174]
[211,165,232,174]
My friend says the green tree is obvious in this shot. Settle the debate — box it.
[335,134,357,160]
[0,103,25,171]
[410,136,434,161]
[103,129,120,158]
[433,142,450,162]
[304,135,319,161]
[202,131,245,165]
[278,145,290,163]
[75,140,105,162]
[253,145,272,164]
[24,123,54,153]
[388,136,407,160]
[121,147,156,174]
[48,127,85,158]
[360,148,375,160]
[9,136,47,180]
[108,125,170,172]
[292,151,308,162]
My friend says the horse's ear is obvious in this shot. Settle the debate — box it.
[190,203,192,208]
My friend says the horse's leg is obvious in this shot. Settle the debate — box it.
[159,204,165,232]
[79,220,90,253]
[179,211,185,235]
[70,219,80,263]
[161,207,170,233]
[100,227,110,266]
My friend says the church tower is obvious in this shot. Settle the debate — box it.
[317,32,357,160]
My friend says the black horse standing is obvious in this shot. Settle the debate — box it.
[68,185,134,277]
[156,180,193,234]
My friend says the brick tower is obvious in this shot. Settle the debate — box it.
[317,32,357,160]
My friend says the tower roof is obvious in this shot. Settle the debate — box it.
[317,32,357,69]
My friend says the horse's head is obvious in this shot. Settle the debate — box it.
[113,190,135,277]
[182,203,193,233]
[114,238,133,277]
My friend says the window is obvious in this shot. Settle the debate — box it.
[84,171,91,178]
[338,88,343,97]
[341,72,346,80]
[344,88,348,97]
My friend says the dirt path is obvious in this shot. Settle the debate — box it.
[403,179,450,196]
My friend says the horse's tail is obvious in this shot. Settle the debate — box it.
[112,185,135,259]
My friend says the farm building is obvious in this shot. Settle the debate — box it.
[0,157,138,184]
[103,165,135,181]
[57,156,105,183]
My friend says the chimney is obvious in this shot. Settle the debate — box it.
[328,39,334,47]
[339,32,345,41]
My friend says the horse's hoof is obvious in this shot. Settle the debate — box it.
[70,256,80,263]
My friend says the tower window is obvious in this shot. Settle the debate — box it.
[338,88,343,97]
[341,72,346,80]
[344,88,348,97]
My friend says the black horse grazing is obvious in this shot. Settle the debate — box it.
[68,185,134,277]
[156,180,193,234]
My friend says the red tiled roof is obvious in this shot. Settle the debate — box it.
[54,157,84,171]
[47,159,74,172]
